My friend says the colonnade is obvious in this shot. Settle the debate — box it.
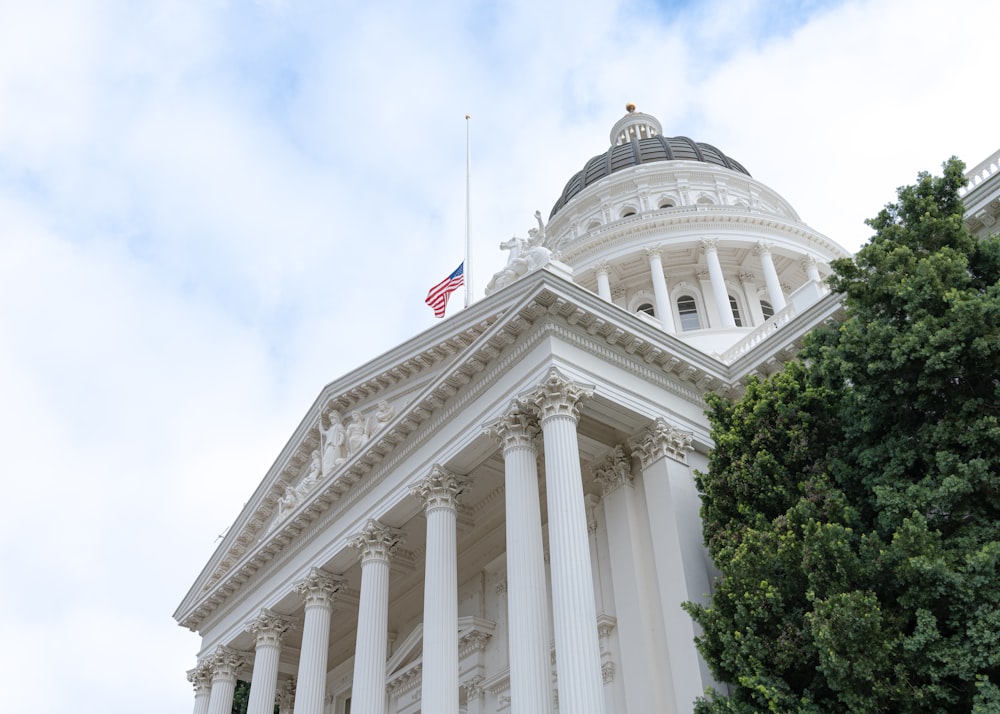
[188,369,628,714]
[596,239,820,329]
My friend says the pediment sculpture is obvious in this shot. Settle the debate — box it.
[485,210,553,295]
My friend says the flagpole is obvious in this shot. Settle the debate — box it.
[464,113,473,308]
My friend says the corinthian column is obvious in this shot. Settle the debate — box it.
[701,238,736,327]
[349,519,405,714]
[245,610,292,714]
[485,404,553,714]
[754,241,787,310]
[187,662,212,714]
[595,261,613,303]
[205,647,249,714]
[292,569,343,714]
[410,466,470,714]
[527,369,605,714]
[645,247,676,333]
[630,419,716,714]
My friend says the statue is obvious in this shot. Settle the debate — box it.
[374,400,394,429]
[320,409,346,474]
[298,450,322,496]
[276,485,298,522]
[484,210,553,294]
[346,410,371,455]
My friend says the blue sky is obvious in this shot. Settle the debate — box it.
[1,0,997,711]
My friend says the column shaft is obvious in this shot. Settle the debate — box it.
[702,239,735,327]
[206,648,248,714]
[488,408,553,714]
[246,612,291,714]
[529,371,605,714]
[188,664,212,714]
[292,570,341,714]
[647,248,676,333]
[756,242,787,310]
[596,263,612,302]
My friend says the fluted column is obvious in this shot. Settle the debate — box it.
[349,519,405,714]
[187,662,212,714]
[486,404,553,714]
[645,247,676,333]
[527,369,605,714]
[754,241,787,310]
[292,569,343,714]
[246,610,292,714]
[595,261,613,302]
[701,238,735,327]
[630,419,716,714]
[206,647,250,714]
[410,466,470,714]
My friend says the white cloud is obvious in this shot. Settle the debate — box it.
[0,0,996,710]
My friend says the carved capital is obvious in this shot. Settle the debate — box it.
[525,368,594,424]
[592,444,633,495]
[629,418,694,468]
[293,568,343,607]
[594,260,611,276]
[186,662,213,694]
[700,237,719,252]
[484,402,539,453]
[207,646,250,683]
[753,240,773,257]
[348,519,405,564]
[246,609,293,647]
[801,253,818,269]
[644,245,664,261]
[462,675,486,700]
[410,465,470,513]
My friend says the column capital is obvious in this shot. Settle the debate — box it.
[293,567,343,607]
[410,465,470,512]
[644,245,664,260]
[526,368,594,423]
[485,402,539,452]
[348,518,406,564]
[753,240,774,256]
[187,662,213,694]
[207,646,250,683]
[245,609,293,647]
[700,237,719,252]
[801,253,817,268]
[592,445,633,495]
[629,418,693,468]
[594,260,611,275]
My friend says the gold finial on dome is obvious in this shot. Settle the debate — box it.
[626,102,636,113]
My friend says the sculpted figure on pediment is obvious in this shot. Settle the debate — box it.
[320,409,346,474]
[297,449,322,497]
[485,210,554,295]
[375,400,394,429]
[346,410,372,456]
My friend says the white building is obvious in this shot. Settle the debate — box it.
[174,106,988,714]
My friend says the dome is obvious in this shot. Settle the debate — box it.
[549,106,751,218]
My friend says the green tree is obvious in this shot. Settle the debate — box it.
[686,159,1000,713]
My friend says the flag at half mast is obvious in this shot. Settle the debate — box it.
[425,263,464,318]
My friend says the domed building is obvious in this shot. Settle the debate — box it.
[174,107,852,714]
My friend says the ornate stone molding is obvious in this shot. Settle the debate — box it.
[409,464,470,513]
[484,402,539,452]
[629,418,694,467]
[644,245,664,260]
[753,240,774,256]
[462,675,486,701]
[207,645,250,682]
[293,568,343,607]
[700,236,719,252]
[348,519,405,564]
[245,609,293,647]
[594,260,611,275]
[592,444,633,495]
[524,368,594,423]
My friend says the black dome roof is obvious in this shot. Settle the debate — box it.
[549,134,751,218]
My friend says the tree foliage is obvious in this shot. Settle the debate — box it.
[687,159,1000,713]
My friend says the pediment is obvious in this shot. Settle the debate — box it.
[175,266,838,630]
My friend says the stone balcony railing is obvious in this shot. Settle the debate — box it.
[959,149,1000,197]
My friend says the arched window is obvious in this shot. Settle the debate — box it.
[728,295,743,327]
[677,295,701,331]
[760,300,774,320]
[658,198,676,209]
[637,302,655,317]
[621,208,637,218]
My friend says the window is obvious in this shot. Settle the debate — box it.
[677,295,701,331]
[760,300,774,320]
[728,295,743,327]
[658,199,676,209]
[637,302,655,317]
[621,208,636,218]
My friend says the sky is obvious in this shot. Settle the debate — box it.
[0,0,996,711]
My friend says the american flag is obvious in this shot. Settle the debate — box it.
[425,263,464,318]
